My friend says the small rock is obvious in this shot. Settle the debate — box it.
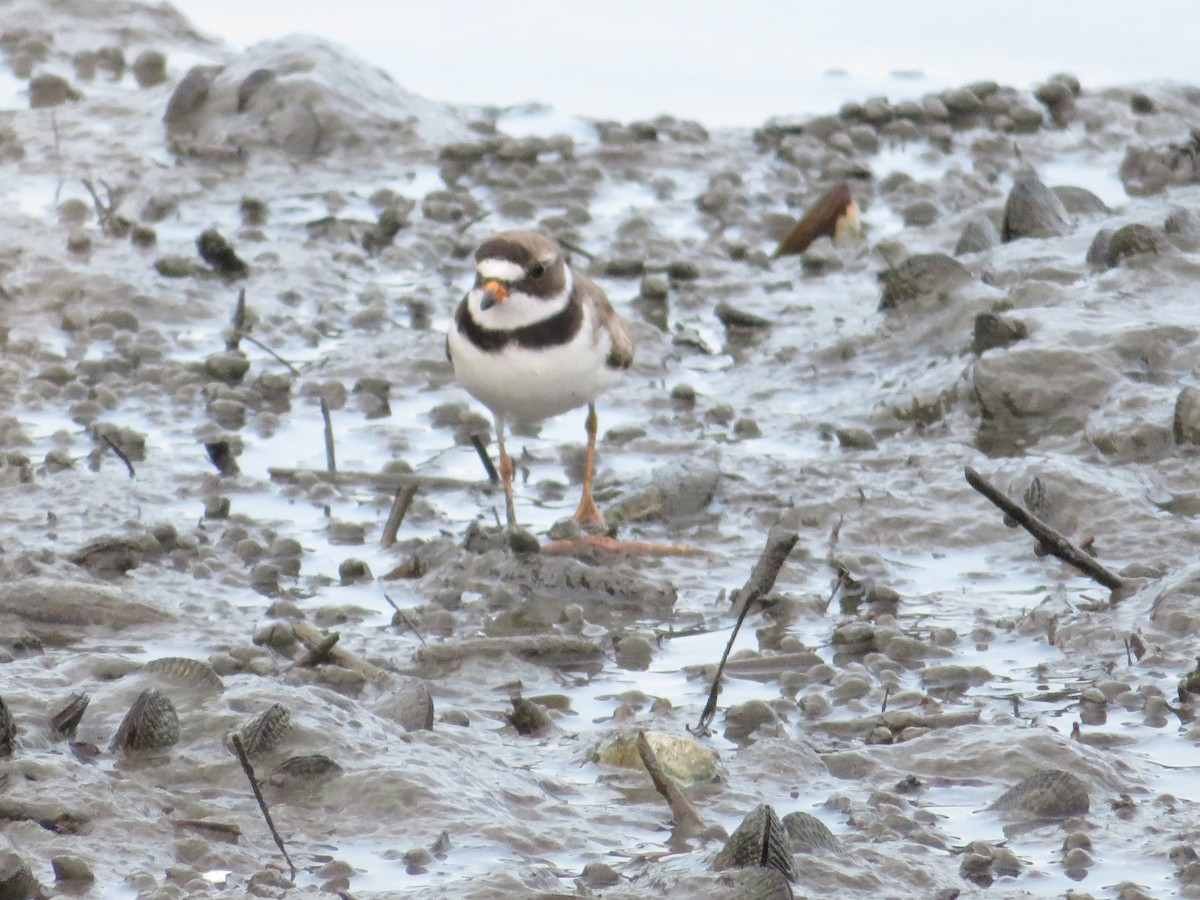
[338,558,372,585]
[132,50,168,88]
[52,854,94,883]
[1052,186,1110,216]
[878,253,972,309]
[29,72,81,108]
[835,427,876,450]
[954,216,1000,255]
[714,302,771,329]
[972,312,1028,354]
[197,229,249,278]
[1103,223,1173,268]
[204,351,250,384]
[1001,173,1071,241]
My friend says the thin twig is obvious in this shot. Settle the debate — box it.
[81,178,112,231]
[320,400,336,474]
[692,527,798,736]
[234,331,301,375]
[964,466,1126,592]
[383,593,426,645]
[636,731,705,836]
[230,734,296,881]
[380,483,418,547]
[100,434,135,479]
[469,434,500,484]
[227,289,247,351]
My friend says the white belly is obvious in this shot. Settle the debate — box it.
[447,313,622,423]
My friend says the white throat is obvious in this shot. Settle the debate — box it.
[467,264,573,330]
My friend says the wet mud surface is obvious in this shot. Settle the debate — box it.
[2,2,1200,898]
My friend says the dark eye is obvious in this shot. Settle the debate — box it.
[527,262,546,279]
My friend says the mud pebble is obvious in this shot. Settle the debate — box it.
[327,521,366,545]
[197,229,249,278]
[338,558,372,585]
[991,769,1089,819]
[51,854,94,884]
[1102,223,1172,268]
[835,427,876,451]
[129,225,156,248]
[376,678,434,731]
[72,50,97,80]
[878,253,972,309]
[734,417,762,438]
[29,72,80,108]
[155,255,200,278]
[954,216,1000,255]
[618,270,662,305]
[265,754,342,788]
[204,497,231,520]
[667,260,701,281]
[903,200,939,227]
[724,699,778,742]
[972,312,1028,354]
[132,50,168,88]
[781,810,841,852]
[95,46,125,78]
[0,851,36,898]
[66,229,91,256]
[508,696,553,736]
[614,634,654,670]
[715,302,771,330]
[1130,92,1156,115]
[111,688,179,753]
[1052,186,1110,217]
[1002,173,1071,241]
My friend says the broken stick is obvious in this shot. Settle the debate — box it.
[964,466,1126,593]
[693,527,799,735]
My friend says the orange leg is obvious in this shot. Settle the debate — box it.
[494,414,518,528]
[572,403,605,527]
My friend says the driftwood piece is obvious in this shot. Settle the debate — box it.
[774,182,859,257]
[964,466,1127,593]
[291,621,389,681]
[636,730,705,836]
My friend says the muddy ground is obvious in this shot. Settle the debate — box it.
[1,2,1200,898]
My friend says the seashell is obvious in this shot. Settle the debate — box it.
[0,695,15,758]
[713,804,796,882]
[263,754,342,788]
[143,656,224,692]
[50,693,90,739]
[110,688,180,753]
[591,730,720,785]
[781,810,842,853]
[231,703,292,758]
[990,769,1089,819]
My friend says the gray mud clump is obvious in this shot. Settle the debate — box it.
[0,2,1197,896]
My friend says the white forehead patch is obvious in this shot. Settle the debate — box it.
[477,259,526,283]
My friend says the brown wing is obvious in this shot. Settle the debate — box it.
[575,271,634,370]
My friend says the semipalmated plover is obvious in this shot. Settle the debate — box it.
[447,230,633,529]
